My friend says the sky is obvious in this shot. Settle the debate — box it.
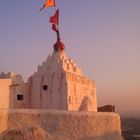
[0,0,140,112]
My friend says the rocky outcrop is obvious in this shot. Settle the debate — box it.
[0,127,53,140]
[0,109,123,140]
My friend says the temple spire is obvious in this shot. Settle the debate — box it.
[53,29,65,52]
[50,10,65,52]
[40,0,65,52]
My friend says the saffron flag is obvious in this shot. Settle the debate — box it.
[50,9,59,25]
[52,24,58,32]
[40,0,55,11]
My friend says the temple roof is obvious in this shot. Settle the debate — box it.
[36,47,82,76]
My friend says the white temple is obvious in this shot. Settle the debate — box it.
[0,40,97,111]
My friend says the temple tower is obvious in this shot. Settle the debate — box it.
[27,39,97,111]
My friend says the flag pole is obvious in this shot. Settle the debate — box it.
[54,0,57,11]
[39,0,64,51]
[53,0,60,41]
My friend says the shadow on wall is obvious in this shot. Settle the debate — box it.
[9,84,20,108]
[9,75,27,109]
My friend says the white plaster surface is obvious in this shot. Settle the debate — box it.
[28,50,97,111]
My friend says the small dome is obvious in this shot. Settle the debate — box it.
[53,39,65,52]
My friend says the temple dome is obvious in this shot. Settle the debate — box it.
[53,39,65,52]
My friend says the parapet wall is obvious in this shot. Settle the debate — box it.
[0,109,123,140]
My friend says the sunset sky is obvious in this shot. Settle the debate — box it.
[0,0,140,112]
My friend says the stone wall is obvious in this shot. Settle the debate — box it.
[0,109,123,140]
[28,72,68,110]
[0,110,8,133]
[0,73,27,109]
[66,73,97,111]
[27,51,70,110]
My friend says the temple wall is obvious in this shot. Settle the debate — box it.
[28,71,97,111]
[66,73,97,111]
[27,51,97,111]
[0,74,27,109]
[28,74,42,109]
[8,75,27,109]
[0,109,123,140]
[28,72,68,110]
[14,83,28,109]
